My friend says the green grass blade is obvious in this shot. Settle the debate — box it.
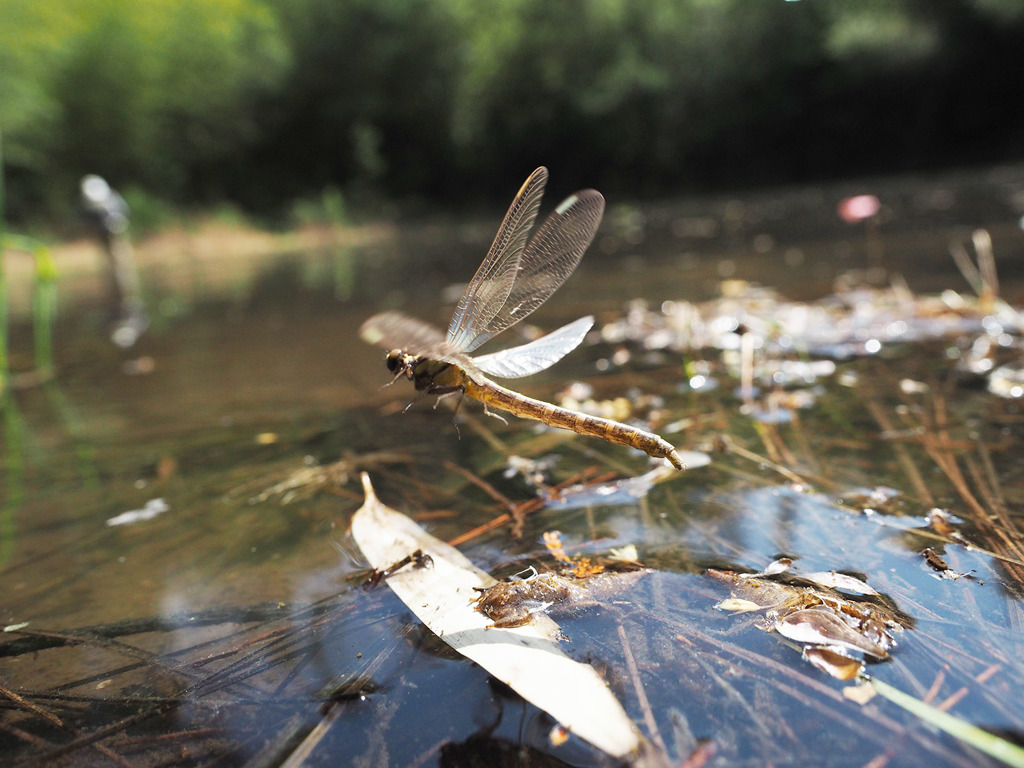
[872,678,1024,768]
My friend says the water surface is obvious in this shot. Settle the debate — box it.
[3,167,1024,767]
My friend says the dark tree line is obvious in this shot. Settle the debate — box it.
[2,0,1022,227]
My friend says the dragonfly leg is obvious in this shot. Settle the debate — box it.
[482,403,509,425]
[364,548,433,587]
[433,389,462,410]
[432,389,466,439]
[403,386,452,414]
[380,370,405,390]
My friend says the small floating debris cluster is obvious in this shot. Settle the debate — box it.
[474,530,646,629]
[593,230,1024,412]
[711,558,909,680]
[106,498,169,527]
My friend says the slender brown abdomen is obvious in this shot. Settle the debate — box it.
[465,378,684,470]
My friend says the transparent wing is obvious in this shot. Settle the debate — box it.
[361,311,449,356]
[446,167,549,352]
[494,189,604,339]
[471,316,594,379]
[454,186,605,355]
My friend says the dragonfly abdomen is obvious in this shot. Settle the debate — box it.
[465,379,684,470]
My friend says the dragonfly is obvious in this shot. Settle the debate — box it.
[360,167,683,470]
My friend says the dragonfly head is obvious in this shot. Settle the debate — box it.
[385,349,416,378]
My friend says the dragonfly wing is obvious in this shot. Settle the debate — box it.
[446,167,549,353]
[471,315,594,379]
[462,187,605,354]
[361,311,448,355]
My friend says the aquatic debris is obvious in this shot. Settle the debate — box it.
[988,363,1024,399]
[251,460,351,504]
[921,547,972,581]
[949,228,1020,324]
[473,564,643,629]
[745,556,795,576]
[837,486,904,516]
[925,508,963,538]
[544,455,710,510]
[542,530,571,562]
[349,473,648,760]
[800,571,879,596]
[106,498,169,527]
[585,230,1024,440]
[608,544,640,564]
[774,607,889,659]
[545,470,660,510]
[248,451,405,504]
[538,530,609,575]
[474,571,577,629]
[710,565,906,679]
[804,646,864,681]
[503,454,560,489]
[744,557,879,596]
[595,243,1024,403]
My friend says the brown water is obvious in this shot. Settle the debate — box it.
[3,166,1024,767]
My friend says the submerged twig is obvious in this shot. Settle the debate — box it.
[721,437,814,489]
[862,394,935,507]
[0,681,64,728]
[277,703,345,768]
[445,466,604,546]
[616,620,667,755]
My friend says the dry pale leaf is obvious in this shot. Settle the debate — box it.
[350,473,644,760]
[714,598,763,613]
[774,608,889,659]
[802,571,879,595]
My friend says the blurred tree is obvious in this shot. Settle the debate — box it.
[241,0,462,210]
[446,0,831,191]
[0,2,76,220]
[1,0,289,222]
[0,0,1022,223]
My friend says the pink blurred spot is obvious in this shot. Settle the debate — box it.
[837,195,880,223]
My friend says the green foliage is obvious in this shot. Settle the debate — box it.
[1,136,59,388]
[0,0,1022,224]
[1,0,289,219]
[290,187,348,229]
[824,2,940,63]
[244,0,462,207]
[445,0,832,188]
[1,132,7,400]
[119,186,178,237]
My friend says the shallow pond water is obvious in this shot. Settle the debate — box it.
[3,167,1024,767]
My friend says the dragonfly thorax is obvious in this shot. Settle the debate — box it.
[384,350,466,394]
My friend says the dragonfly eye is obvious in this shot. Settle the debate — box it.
[385,350,405,374]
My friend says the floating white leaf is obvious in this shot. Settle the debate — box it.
[774,608,889,658]
[350,473,644,760]
[106,498,169,527]
[803,571,878,595]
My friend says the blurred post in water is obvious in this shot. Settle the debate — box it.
[79,175,148,348]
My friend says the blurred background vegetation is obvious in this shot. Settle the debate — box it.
[2,0,1023,230]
